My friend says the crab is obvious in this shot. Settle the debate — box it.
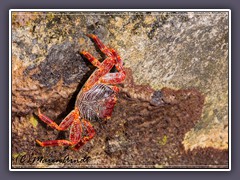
[36,34,126,151]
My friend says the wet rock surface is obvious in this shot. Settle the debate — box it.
[11,11,228,168]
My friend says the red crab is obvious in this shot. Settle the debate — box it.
[36,34,126,150]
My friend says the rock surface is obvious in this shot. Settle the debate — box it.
[11,11,229,168]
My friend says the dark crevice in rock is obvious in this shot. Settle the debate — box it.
[25,41,89,88]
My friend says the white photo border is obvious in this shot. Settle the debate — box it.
[9,9,231,171]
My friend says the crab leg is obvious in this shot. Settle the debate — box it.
[99,48,125,84]
[72,119,95,151]
[83,119,95,140]
[36,119,82,147]
[100,72,126,84]
[109,48,124,71]
[69,120,82,144]
[82,57,115,92]
[36,139,74,147]
[38,108,78,131]
[83,35,123,69]
[81,51,101,68]
[87,34,113,57]
[86,35,124,70]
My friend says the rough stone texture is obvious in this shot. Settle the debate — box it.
[11,11,229,168]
